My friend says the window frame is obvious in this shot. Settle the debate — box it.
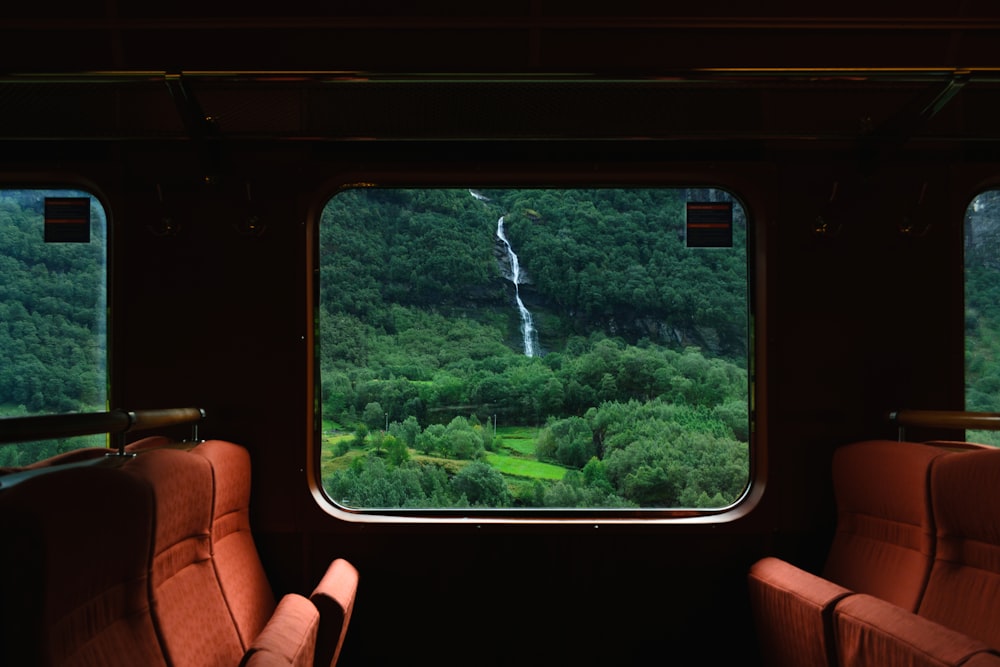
[964,187,1000,447]
[0,183,111,465]
[307,170,765,525]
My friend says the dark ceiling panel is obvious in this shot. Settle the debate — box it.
[1,7,1000,147]
[4,8,1000,74]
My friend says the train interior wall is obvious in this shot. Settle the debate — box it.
[3,5,999,664]
[0,138,979,663]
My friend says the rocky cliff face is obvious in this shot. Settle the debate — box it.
[966,190,1000,268]
[514,282,745,360]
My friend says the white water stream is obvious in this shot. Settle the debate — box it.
[495,216,538,357]
[470,190,539,356]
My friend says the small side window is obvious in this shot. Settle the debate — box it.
[966,190,1000,445]
[317,187,750,513]
[0,189,109,466]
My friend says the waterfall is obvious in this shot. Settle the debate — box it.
[496,216,538,357]
[468,191,538,357]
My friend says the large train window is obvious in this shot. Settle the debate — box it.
[966,190,1000,445]
[317,187,750,513]
[0,189,108,466]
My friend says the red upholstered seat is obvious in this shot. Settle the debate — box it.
[918,447,1000,650]
[822,439,947,611]
[192,440,278,649]
[0,462,167,667]
[122,448,247,666]
[191,439,359,667]
[749,439,952,667]
[0,438,357,667]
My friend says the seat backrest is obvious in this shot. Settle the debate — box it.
[191,439,278,649]
[822,439,950,611]
[918,447,1000,649]
[0,462,167,667]
[122,448,245,667]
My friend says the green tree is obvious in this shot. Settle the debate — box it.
[352,423,369,448]
[536,415,595,468]
[451,462,511,507]
[390,415,422,447]
[384,434,409,466]
[417,423,446,456]
[362,402,386,432]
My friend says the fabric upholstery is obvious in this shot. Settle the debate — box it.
[748,556,852,667]
[192,439,360,666]
[748,439,956,666]
[311,558,360,667]
[124,435,186,452]
[123,448,245,667]
[0,438,357,667]
[835,593,997,667]
[0,463,166,667]
[240,594,321,667]
[822,439,949,611]
[192,439,278,649]
[919,447,1000,650]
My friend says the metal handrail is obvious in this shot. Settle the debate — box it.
[0,407,205,447]
[888,409,1000,440]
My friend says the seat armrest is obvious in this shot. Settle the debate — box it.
[748,556,853,667]
[240,594,319,667]
[835,593,996,667]
[309,558,360,667]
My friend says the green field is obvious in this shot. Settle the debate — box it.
[485,452,567,480]
[319,422,568,484]
[495,425,541,456]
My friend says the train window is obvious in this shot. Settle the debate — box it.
[0,189,108,466]
[317,187,750,513]
[966,190,1000,446]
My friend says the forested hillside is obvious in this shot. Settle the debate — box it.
[319,187,751,509]
[0,190,108,466]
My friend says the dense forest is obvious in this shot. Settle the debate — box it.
[0,190,108,467]
[319,188,751,509]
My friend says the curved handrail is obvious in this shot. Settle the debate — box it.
[0,407,205,445]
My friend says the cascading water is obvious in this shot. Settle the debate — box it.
[469,190,539,357]
[496,216,538,357]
